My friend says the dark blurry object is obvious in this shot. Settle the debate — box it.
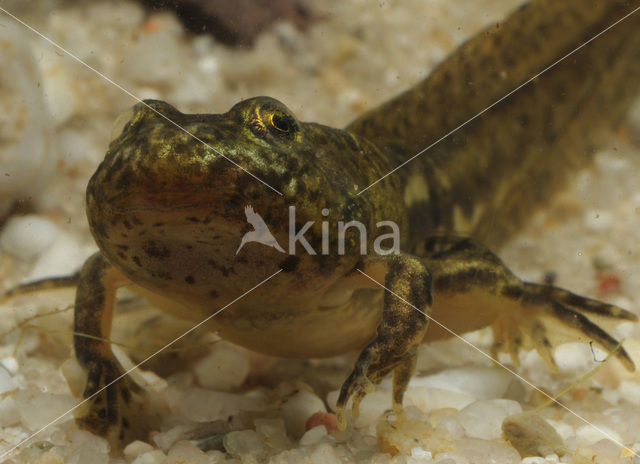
[142,0,316,46]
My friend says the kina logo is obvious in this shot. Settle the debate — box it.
[235,205,286,255]
[235,205,400,257]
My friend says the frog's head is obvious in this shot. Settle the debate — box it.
[86,97,400,301]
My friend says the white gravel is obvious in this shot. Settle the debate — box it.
[1,0,640,463]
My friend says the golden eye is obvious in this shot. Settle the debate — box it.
[270,112,296,133]
[109,106,135,143]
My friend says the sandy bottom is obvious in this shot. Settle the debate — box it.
[1,1,640,463]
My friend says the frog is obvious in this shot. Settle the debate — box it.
[3,0,640,452]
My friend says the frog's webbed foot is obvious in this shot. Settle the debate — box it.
[492,281,637,372]
[74,252,159,451]
[422,235,636,372]
[75,355,154,447]
[335,254,431,429]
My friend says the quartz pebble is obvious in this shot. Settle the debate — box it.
[409,367,515,399]
[60,357,87,398]
[166,440,209,464]
[553,342,600,373]
[455,438,520,464]
[330,388,391,429]
[589,439,626,462]
[1,357,20,375]
[502,412,564,457]
[118,20,185,86]
[67,429,109,464]
[193,342,250,391]
[124,440,155,461]
[14,389,76,431]
[299,425,328,447]
[0,397,20,427]
[166,386,265,422]
[307,442,342,464]
[131,449,167,464]
[0,365,15,394]
[575,423,623,448]
[377,417,454,456]
[30,234,93,281]
[0,18,57,217]
[404,366,517,414]
[0,215,60,261]
[255,418,291,452]
[457,399,522,440]
[277,385,326,438]
[432,453,469,464]
[223,429,265,458]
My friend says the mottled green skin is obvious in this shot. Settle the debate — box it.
[71,0,640,450]
[350,0,640,249]
[88,97,405,357]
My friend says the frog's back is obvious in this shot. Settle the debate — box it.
[348,0,640,249]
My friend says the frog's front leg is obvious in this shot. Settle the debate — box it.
[74,252,154,449]
[336,236,637,428]
[336,254,432,428]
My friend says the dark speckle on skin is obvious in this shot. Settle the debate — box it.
[156,271,173,280]
[185,275,195,284]
[207,259,233,277]
[94,222,109,239]
[280,255,300,273]
[142,240,171,258]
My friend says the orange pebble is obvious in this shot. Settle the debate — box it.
[596,272,621,298]
[142,19,161,33]
[305,411,338,434]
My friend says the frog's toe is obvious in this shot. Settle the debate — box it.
[529,283,638,322]
[336,365,376,429]
[75,358,156,451]
[492,282,635,372]
[529,320,558,372]
[491,315,559,371]
[336,340,418,429]
[491,318,524,368]
[524,282,636,371]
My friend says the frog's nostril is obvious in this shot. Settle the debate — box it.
[109,106,136,143]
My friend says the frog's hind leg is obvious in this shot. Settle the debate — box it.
[1,272,80,302]
[422,236,636,372]
[74,252,158,451]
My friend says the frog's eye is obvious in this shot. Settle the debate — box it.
[248,98,300,140]
[270,112,297,134]
[109,106,135,143]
